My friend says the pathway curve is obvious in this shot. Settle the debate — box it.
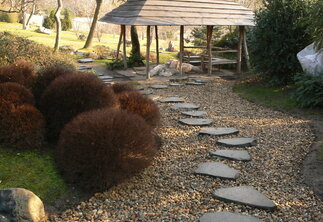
[51,76,322,222]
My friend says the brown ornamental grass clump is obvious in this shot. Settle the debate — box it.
[0,82,35,106]
[0,60,35,88]
[32,64,75,107]
[112,82,136,94]
[0,102,45,149]
[117,91,160,128]
[39,72,118,142]
[56,108,157,192]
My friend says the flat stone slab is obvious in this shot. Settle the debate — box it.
[193,79,210,83]
[171,103,199,111]
[98,75,113,80]
[195,162,239,180]
[169,77,189,82]
[158,97,185,103]
[149,85,168,89]
[77,58,94,63]
[140,90,153,95]
[217,137,257,147]
[181,111,207,117]
[78,66,93,70]
[169,83,184,87]
[117,70,136,77]
[148,94,160,100]
[210,150,251,161]
[186,82,205,86]
[213,186,276,210]
[199,212,263,222]
[179,118,214,126]
[199,127,239,136]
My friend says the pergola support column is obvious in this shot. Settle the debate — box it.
[155,26,159,65]
[179,25,184,76]
[207,25,213,75]
[146,25,151,79]
[237,25,244,74]
[122,25,127,69]
[242,26,250,70]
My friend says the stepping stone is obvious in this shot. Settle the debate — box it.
[136,87,145,90]
[98,75,113,80]
[210,150,251,161]
[217,138,257,147]
[181,111,207,117]
[158,97,185,103]
[77,58,94,63]
[179,118,213,126]
[213,186,276,210]
[78,66,93,71]
[193,79,210,83]
[102,79,113,82]
[199,127,239,136]
[141,90,153,95]
[195,162,239,180]
[199,212,263,222]
[117,70,136,77]
[148,94,160,100]
[186,82,205,86]
[171,103,199,111]
[149,85,168,89]
[169,83,184,87]
[169,77,189,82]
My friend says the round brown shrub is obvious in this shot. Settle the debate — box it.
[0,60,35,88]
[32,64,74,107]
[39,72,118,142]
[0,103,45,149]
[117,91,160,128]
[56,108,157,192]
[112,82,136,94]
[0,82,35,106]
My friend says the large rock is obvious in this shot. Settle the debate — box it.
[0,188,46,222]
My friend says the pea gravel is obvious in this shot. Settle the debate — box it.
[49,78,322,222]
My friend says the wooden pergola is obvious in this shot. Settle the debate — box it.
[100,0,254,79]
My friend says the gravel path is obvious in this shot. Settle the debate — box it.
[50,77,322,222]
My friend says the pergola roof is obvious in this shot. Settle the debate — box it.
[100,0,255,26]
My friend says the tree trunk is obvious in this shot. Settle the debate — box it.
[25,3,36,30]
[130,25,143,66]
[83,0,103,49]
[53,0,62,52]
[22,0,27,29]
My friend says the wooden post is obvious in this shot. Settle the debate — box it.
[155,26,160,65]
[146,25,151,79]
[179,25,184,75]
[122,25,127,69]
[115,25,123,63]
[237,26,244,74]
[242,26,251,70]
[207,25,213,75]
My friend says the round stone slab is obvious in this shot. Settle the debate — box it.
[140,90,153,95]
[213,186,277,210]
[199,212,263,222]
[195,162,239,179]
[148,94,160,100]
[179,118,214,126]
[169,83,184,87]
[186,82,205,86]
[149,85,168,89]
[170,77,189,82]
[217,138,257,147]
[181,111,207,117]
[98,75,113,80]
[193,79,210,83]
[158,97,185,103]
[171,103,199,111]
[199,127,239,136]
[210,150,251,161]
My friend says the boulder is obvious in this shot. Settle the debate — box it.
[0,188,46,222]
[59,45,76,54]
[167,41,175,52]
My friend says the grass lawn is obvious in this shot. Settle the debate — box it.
[0,146,70,203]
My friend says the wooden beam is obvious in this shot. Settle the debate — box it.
[179,25,184,75]
[207,25,213,75]
[242,26,251,70]
[155,25,160,65]
[237,25,243,74]
[115,25,123,63]
[122,25,127,69]
[146,25,151,79]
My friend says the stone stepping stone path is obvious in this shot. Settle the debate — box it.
[213,186,276,210]
[148,94,160,100]
[158,97,185,103]
[169,77,189,82]
[179,118,214,126]
[192,79,210,83]
[169,83,184,87]
[140,90,153,95]
[98,75,113,80]
[186,82,205,86]
[78,65,93,71]
[149,85,168,89]
[199,127,239,136]
[77,58,94,63]
[199,212,263,222]
[181,111,207,117]
[195,162,239,180]
[170,103,199,111]
[210,150,251,161]
[217,138,257,147]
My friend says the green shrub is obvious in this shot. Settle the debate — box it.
[215,30,238,49]
[249,0,312,86]
[0,12,10,22]
[294,73,323,107]
[61,9,72,31]
[306,0,323,50]
[0,12,19,23]
[43,10,55,29]
[0,32,75,69]
[56,108,157,192]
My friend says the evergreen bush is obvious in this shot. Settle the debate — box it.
[0,82,35,106]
